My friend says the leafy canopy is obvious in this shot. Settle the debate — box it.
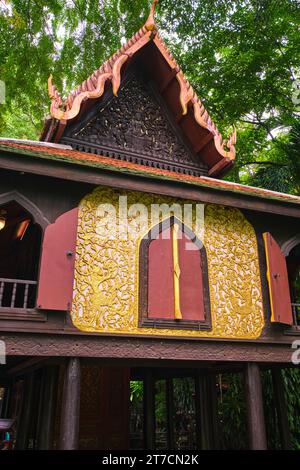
[0,0,299,192]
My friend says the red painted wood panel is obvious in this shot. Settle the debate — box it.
[37,208,79,311]
[148,227,174,318]
[263,232,293,325]
[178,232,205,320]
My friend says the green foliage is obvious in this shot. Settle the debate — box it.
[218,370,300,450]
[283,368,300,450]
[261,370,281,449]
[130,380,143,402]
[0,0,299,194]
[217,373,248,449]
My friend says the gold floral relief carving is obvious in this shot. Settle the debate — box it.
[71,187,264,339]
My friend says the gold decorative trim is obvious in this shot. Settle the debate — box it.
[172,224,183,320]
[71,187,264,339]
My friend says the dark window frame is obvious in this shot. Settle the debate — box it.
[138,216,212,331]
[0,192,49,322]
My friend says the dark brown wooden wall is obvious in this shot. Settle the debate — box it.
[0,169,94,224]
[0,167,299,349]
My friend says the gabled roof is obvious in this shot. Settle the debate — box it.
[42,0,236,177]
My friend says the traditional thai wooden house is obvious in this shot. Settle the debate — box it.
[0,1,299,451]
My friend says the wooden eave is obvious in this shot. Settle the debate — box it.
[1,141,300,219]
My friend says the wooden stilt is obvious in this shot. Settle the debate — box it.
[2,384,11,419]
[244,363,267,450]
[37,366,59,450]
[59,358,81,450]
[272,368,292,450]
[144,370,155,450]
[166,378,175,449]
[209,374,220,450]
[15,372,35,450]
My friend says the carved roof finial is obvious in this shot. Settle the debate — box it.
[145,0,158,31]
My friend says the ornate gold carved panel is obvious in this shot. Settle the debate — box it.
[71,187,264,339]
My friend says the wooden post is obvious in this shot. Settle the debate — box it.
[144,370,155,450]
[209,374,220,450]
[244,363,267,450]
[2,384,11,419]
[37,366,59,450]
[166,378,175,449]
[272,368,291,450]
[15,372,35,450]
[59,358,81,450]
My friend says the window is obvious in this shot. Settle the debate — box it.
[0,200,42,311]
[139,217,211,330]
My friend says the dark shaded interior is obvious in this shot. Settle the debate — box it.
[0,201,42,308]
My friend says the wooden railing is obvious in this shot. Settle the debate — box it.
[0,278,37,310]
[292,303,300,327]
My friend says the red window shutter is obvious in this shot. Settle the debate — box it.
[263,232,293,325]
[148,227,174,319]
[37,208,79,311]
[147,226,205,321]
[178,232,205,321]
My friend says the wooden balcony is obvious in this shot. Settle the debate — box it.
[0,278,37,312]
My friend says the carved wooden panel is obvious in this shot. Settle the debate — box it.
[71,187,265,339]
[63,74,208,177]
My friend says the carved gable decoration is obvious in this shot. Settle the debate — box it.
[62,74,208,176]
[45,1,237,177]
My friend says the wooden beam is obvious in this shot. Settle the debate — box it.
[195,371,212,449]
[6,358,48,377]
[159,68,177,94]
[208,157,233,177]
[194,132,214,154]
[2,333,297,364]
[244,363,267,450]
[59,358,81,450]
[37,366,59,450]
[209,374,220,450]
[272,368,292,450]
[144,370,156,450]
[0,153,300,219]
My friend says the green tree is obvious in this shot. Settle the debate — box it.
[0,1,299,194]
